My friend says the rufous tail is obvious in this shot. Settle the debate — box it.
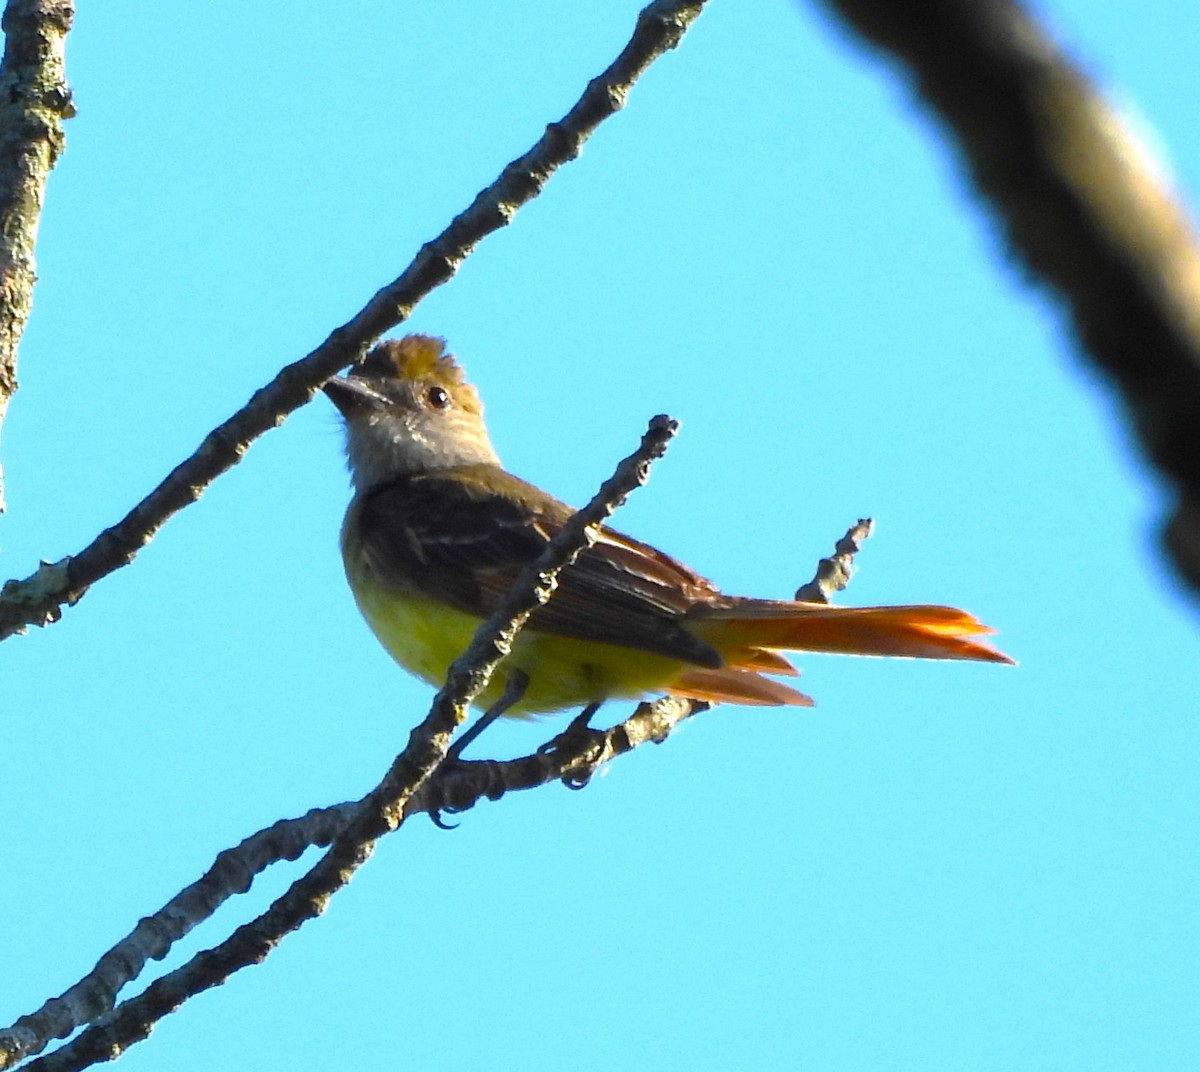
[666,601,1012,709]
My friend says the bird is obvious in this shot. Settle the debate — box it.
[325,335,1011,748]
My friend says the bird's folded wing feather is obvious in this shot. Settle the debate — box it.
[355,464,724,667]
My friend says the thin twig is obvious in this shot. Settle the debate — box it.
[412,693,709,815]
[0,0,75,511]
[1,414,678,1072]
[0,694,709,1071]
[0,0,708,641]
[0,805,358,1068]
[818,0,1200,596]
[793,518,873,603]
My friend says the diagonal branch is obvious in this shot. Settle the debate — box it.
[0,413,678,1072]
[0,805,360,1071]
[0,699,706,1072]
[0,0,75,512]
[0,0,708,642]
[817,0,1200,597]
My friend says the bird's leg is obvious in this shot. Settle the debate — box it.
[537,701,604,756]
[567,702,603,735]
[535,701,609,790]
[446,668,530,761]
[428,670,531,830]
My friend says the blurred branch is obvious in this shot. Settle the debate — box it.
[0,0,75,512]
[816,0,1200,596]
[0,413,678,1072]
[0,0,708,642]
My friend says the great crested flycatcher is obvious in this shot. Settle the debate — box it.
[325,335,1011,724]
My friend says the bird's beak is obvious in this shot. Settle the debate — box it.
[323,375,388,418]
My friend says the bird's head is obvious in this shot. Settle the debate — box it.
[325,335,499,489]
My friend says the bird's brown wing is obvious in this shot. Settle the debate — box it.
[354,464,724,668]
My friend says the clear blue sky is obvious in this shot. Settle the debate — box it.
[4,3,1198,1070]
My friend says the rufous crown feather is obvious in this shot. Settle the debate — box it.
[353,335,484,415]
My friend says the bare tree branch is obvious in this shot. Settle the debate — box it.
[0,0,74,512]
[415,693,711,815]
[0,413,678,1072]
[816,0,1200,598]
[794,518,873,603]
[0,696,707,1071]
[0,0,708,642]
[8,476,891,1070]
[0,805,357,1070]
[0,693,708,1071]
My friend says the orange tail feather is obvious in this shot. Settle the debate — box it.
[719,646,800,675]
[687,601,1014,665]
[668,667,814,707]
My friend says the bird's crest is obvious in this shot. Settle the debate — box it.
[358,335,483,413]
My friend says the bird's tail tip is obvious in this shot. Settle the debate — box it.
[691,601,1015,665]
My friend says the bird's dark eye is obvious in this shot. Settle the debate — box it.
[426,385,451,409]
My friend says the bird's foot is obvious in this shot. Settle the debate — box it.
[538,703,608,789]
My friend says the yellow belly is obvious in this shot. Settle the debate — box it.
[348,568,686,716]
